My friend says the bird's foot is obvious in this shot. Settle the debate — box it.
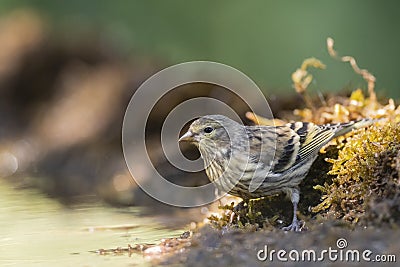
[229,201,247,224]
[233,201,247,212]
[282,219,304,232]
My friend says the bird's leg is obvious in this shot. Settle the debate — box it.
[282,187,303,232]
[229,200,247,224]
[233,200,247,212]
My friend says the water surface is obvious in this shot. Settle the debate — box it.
[0,180,183,266]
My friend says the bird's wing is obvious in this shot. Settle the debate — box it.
[271,122,336,173]
[245,123,335,192]
[246,119,374,189]
[246,125,301,173]
[273,119,376,173]
[291,122,335,163]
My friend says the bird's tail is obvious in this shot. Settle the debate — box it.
[331,118,381,138]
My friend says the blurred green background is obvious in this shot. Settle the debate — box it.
[0,0,398,98]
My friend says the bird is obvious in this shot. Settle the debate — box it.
[179,114,376,231]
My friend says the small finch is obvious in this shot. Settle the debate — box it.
[179,115,376,231]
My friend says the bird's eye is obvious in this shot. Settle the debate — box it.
[204,127,213,133]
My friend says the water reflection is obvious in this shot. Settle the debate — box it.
[0,180,183,266]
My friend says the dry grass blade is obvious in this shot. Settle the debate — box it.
[327,37,377,102]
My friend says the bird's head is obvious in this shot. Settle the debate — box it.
[179,115,239,148]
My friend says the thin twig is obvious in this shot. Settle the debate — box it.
[327,37,376,102]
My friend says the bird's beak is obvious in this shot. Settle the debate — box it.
[179,130,194,142]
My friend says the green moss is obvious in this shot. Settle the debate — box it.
[207,196,292,230]
[313,122,400,226]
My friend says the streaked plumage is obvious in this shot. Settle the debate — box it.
[179,115,376,231]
